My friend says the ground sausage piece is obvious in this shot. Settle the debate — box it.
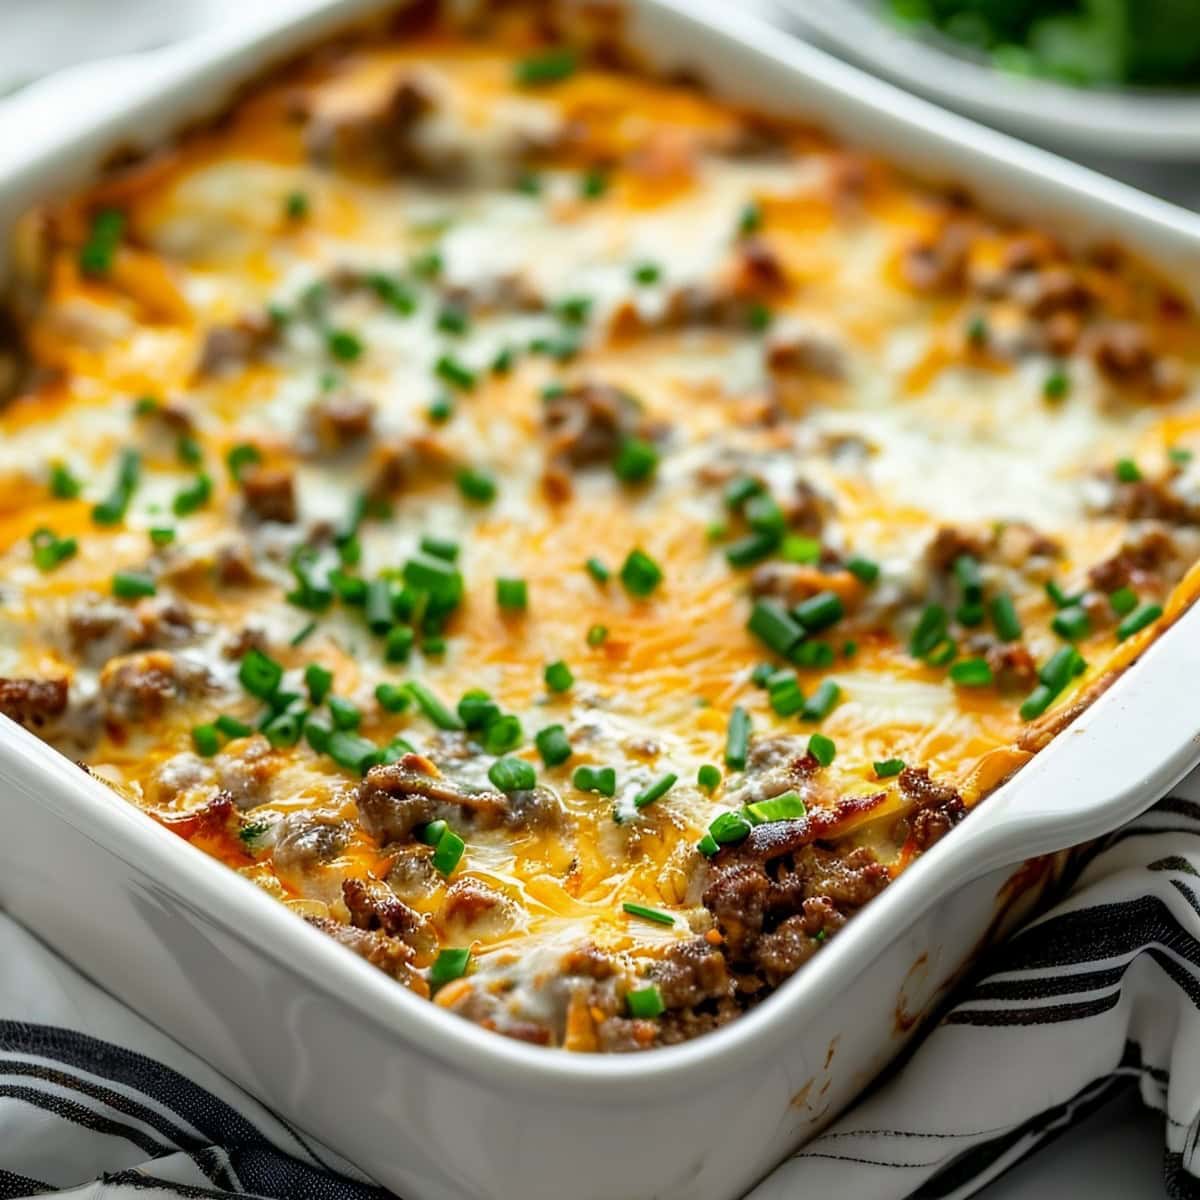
[66,594,195,667]
[343,876,427,940]
[306,74,434,173]
[195,315,277,377]
[304,390,376,455]
[306,916,429,996]
[98,651,211,725]
[650,937,734,1010]
[901,220,974,293]
[239,465,297,524]
[0,677,68,730]
[542,382,645,469]
[1088,527,1179,593]
[895,766,967,853]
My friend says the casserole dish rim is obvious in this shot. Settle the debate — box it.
[2,0,1200,1095]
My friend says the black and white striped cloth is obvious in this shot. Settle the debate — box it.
[6,790,1200,1199]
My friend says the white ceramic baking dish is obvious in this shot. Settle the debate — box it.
[3,3,1200,1198]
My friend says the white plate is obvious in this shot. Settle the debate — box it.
[778,0,1200,160]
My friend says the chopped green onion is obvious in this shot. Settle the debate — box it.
[845,556,879,584]
[263,710,304,749]
[407,681,463,730]
[614,437,659,484]
[328,696,361,731]
[1109,586,1138,616]
[747,600,803,658]
[1039,646,1084,693]
[925,637,956,667]
[1019,684,1055,721]
[802,679,841,722]
[724,475,763,509]
[1117,603,1163,642]
[580,169,608,200]
[79,209,125,275]
[1043,367,1070,401]
[304,663,333,705]
[402,555,463,607]
[744,493,786,536]
[556,295,592,326]
[514,48,577,86]
[365,578,394,635]
[48,462,82,499]
[488,756,536,792]
[176,435,203,467]
[965,313,988,345]
[738,201,763,237]
[767,672,806,718]
[633,773,677,810]
[456,467,496,504]
[1115,458,1142,483]
[956,601,984,627]
[620,548,663,597]
[622,902,674,927]
[436,305,469,337]
[238,648,282,698]
[781,535,822,564]
[430,947,471,990]
[226,443,262,481]
[1044,580,1081,609]
[1051,605,1091,642]
[874,758,905,778]
[990,593,1022,642]
[910,604,948,659]
[215,714,252,739]
[172,472,212,517]
[418,821,448,847]
[953,554,983,603]
[456,690,499,732]
[750,662,776,687]
[111,570,156,599]
[586,624,608,647]
[434,354,476,392]
[375,683,410,713]
[427,396,454,424]
[627,983,665,1019]
[326,329,363,362]
[284,190,309,221]
[420,536,459,562]
[725,705,751,770]
[544,660,574,693]
[745,791,806,823]
[385,626,414,663]
[585,557,610,584]
[725,531,778,568]
[807,733,836,766]
[30,528,77,572]
[496,577,528,611]
[327,730,382,773]
[792,591,844,633]
[1169,446,1193,466]
[535,724,572,767]
[573,765,617,796]
[192,724,220,757]
[709,810,752,846]
[949,657,994,687]
[792,640,836,669]
[697,764,721,792]
[632,261,661,286]
[92,448,140,525]
[304,715,332,753]
[697,833,720,857]
[149,526,176,547]
[481,714,522,755]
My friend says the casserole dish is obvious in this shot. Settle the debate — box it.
[2,1,1200,1196]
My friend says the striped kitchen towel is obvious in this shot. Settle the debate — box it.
[4,790,1200,1199]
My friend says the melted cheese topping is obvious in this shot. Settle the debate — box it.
[2,6,1199,1050]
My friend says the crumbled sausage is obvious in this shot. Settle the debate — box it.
[195,314,277,377]
[306,916,429,996]
[98,651,212,725]
[303,390,375,455]
[239,465,297,524]
[0,676,68,730]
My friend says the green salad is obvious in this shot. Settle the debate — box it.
[886,0,1200,88]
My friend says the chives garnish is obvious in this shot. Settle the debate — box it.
[192,724,220,757]
[573,765,616,796]
[697,834,720,857]
[725,705,751,770]
[514,48,577,86]
[328,696,361,731]
[614,437,659,484]
[745,791,806,823]
[544,660,574,692]
[953,554,983,604]
[239,648,282,698]
[708,810,752,846]
[767,671,806,718]
[496,578,528,611]
[427,396,453,424]
[622,902,674,927]
[149,526,176,547]
[792,591,844,633]
[750,662,775,687]
[176,435,203,467]
[420,535,459,562]
[1117,603,1163,641]
[79,208,125,275]
[434,830,465,878]
[580,168,608,200]
[327,730,382,773]
[375,683,410,713]
[956,601,984,628]
[1115,458,1142,483]
[1040,645,1084,693]
[458,689,501,730]
[949,657,994,687]
[697,764,721,792]
[515,172,541,196]
[1044,580,1081,609]
[92,448,140,525]
[737,200,763,237]
[382,625,412,663]
[585,557,610,584]
[402,555,463,606]
[1169,446,1193,466]
[215,714,252,739]
[1043,367,1070,401]
[807,733,836,766]
[30,528,77,572]
[48,462,82,499]
[329,571,366,606]
[724,531,777,568]
[488,757,536,792]
[1109,586,1138,616]
[632,262,661,286]
[239,820,270,844]
[1019,684,1055,721]
[435,354,476,392]
[802,679,840,722]
[874,758,905,778]
[456,467,497,504]
[724,475,762,509]
[284,190,309,221]
[286,547,333,612]
[326,329,363,362]
[304,663,333,705]
[226,443,262,480]
[365,578,394,634]
[436,305,469,336]
[990,593,1022,642]
[782,535,821,565]
[304,715,332,753]
[626,984,665,1019]
[633,773,677,810]
[112,570,156,599]
[792,640,836,669]
[535,724,572,767]
[744,493,785,536]
[706,521,728,542]
[407,682,464,730]
[411,248,443,280]
[290,620,318,647]
[1051,605,1091,642]
[172,472,212,517]
[263,711,304,749]
[481,714,522,755]
[586,624,608,647]
[845,555,879,584]
[925,637,956,667]
[965,313,988,345]
[747,302,772,333]
[419,820,448,847]
[556,295,592,326]
[620,548,663,597]
[430,948,471,990]
[909,604,948,659]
